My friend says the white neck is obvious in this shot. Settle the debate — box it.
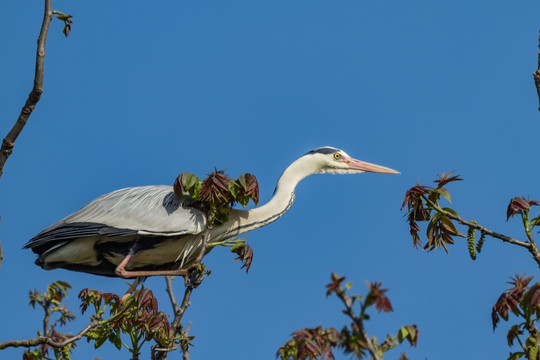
[211,155,318,241]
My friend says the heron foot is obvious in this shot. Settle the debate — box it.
[114,251,189,278]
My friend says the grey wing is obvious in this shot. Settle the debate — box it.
[26,185,207,250]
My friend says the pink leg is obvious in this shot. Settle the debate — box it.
[114,250,189,279]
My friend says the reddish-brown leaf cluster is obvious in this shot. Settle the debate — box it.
[279,274,416,360]
[277,326,341,360]
[492,274,535,329]
[365,282,393,313]
[401,172,463,252]
[231,243,254,273]
[401,184,430,248]
[506,197,540,221]
[325,273,346,297]
[199,170,235,208]
[433,171,463,188]
[492,274,540,356]
[235,173,260,206]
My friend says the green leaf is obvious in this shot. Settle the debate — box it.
[238,174,247,189]
[228,181,239,199]
[442,207,459,216]
[439,215,464,237]
[397,327,409,343]
[508,352,525,360]
[109,333,122,350]
[530,215,540,228]
[434,188,452,202]
[212,208,230,225]
[181,173,198,193]
[427,191,440,208]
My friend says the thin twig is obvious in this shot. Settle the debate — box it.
[0,320,99,350]
[165,276,180,315]
[533,30,540,112]
[0,0,53,268]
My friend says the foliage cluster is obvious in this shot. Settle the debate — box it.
[277,273,418,360]
[402,173,540,360]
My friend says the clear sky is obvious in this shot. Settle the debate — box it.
[1,1,540,359]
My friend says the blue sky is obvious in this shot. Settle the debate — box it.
[1,1,540,359]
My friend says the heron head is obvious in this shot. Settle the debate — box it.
[307,146,400,175]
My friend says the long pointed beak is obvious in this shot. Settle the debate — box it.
[346,158,400,174]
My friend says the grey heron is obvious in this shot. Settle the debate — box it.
[25,147,399,277]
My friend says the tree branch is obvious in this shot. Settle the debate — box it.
[0,0,52,179]
[424,196,540,267]
[165,276,180,315]
[0,0,53,269]
[444,211,531,249]
[337,290,382,360]
[534,30,540,111]
[155,229,211,360]
[0,319,99,350]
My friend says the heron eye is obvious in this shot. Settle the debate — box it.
[333,153,341,160]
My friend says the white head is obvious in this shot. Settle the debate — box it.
[301,146,400,175]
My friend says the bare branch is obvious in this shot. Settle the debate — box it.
[165,276,180,315]
[0,0,53,179]
[534,30,540,111]
[0,0,53,269]
[0,319,99,350]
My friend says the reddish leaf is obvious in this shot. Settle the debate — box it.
[232,243,254,273]
[507,197,540,220]
[199,170,234,207]
[281,326,340,360]
[433,171,463,188]
[528,284,540,309]
[401,184,429,211]
[239,173,260,205]
[366,282,393,312]
[326,273,345,297]
[507,273,534,298]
